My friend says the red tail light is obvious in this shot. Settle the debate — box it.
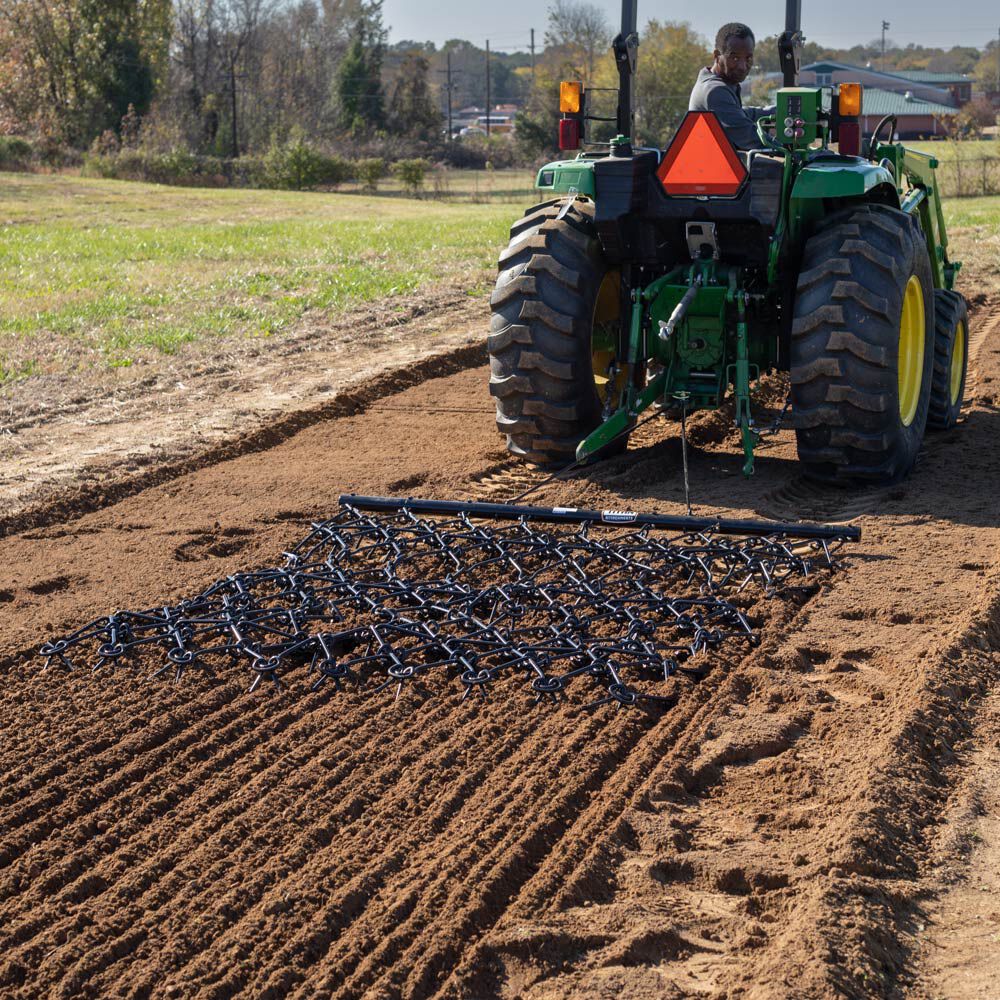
[559,118,581,151]
[838,121,861,157]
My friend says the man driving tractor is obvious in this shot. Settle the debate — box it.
[689,23,775,149]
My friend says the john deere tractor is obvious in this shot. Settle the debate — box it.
[488,0,967,482]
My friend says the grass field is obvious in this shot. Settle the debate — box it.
[344,167,538,203]
[1,173,998,385]
[0,173,520,380]
[906,139,1000,159]
[904,139,1000,197]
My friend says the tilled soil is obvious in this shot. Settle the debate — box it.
[2,302,1000,999]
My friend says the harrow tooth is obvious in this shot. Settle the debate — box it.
[37,500,855,707]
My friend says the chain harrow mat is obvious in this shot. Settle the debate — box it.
[39,497,857,709]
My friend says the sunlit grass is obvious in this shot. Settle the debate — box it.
[943,195,1000,229]
[0,173,520,379]
[907,139,1000,160]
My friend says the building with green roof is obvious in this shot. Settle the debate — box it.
[799,62,963,138]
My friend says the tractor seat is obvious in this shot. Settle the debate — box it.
[742,151,784,228]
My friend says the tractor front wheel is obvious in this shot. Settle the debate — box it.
[791,205,935,483]
[488,199,631,466]
[927,289,969,430]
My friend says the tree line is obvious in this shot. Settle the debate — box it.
[0,0,997,166]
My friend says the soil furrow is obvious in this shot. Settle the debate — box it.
[165,703,609,997]
[30,694,467,996]
[284,709,638,1000]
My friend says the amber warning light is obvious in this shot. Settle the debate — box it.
[839,82,863,118]
[559,81,583,114]
[657,112,747,197]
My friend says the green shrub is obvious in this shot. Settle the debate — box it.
[0,136,33,170]
[90,130,121,156]
[158,148,199,183]
[34,135,77,168]
[316,154,351,189]
[81,153,117,179]
[355,157,385,192]
[234,156,266,187]
[82,147,228,186]
[391,158,431,196]
[260,129,349,190]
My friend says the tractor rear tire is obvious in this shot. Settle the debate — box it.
[488,199,626,466]
[927,289,969,430]
[791,204,935,483]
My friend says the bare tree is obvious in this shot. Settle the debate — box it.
[544,0,610,80]
[211,0,273,155]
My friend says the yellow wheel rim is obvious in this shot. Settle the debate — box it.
[898,274,925,427]
[592,271,623,403]
[950,319,966,406]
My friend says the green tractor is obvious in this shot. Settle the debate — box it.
[488,0,968,482]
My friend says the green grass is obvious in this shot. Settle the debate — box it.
[943,195,1000,229]
[906,139,1000,160]
[344,168,539,203]
[905,140,1000,198]
[5,171,993,386]
[0,173,521,379]
[942,195,1000,285]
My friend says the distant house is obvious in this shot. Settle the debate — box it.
[854,88,959,138]
[452,104,520,136]
[890,70,973,107]
[800,61,961,138]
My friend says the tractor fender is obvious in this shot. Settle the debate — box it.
[790,160,897,203]
[535,158,597,197]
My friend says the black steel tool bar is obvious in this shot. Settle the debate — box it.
[339,495,860,542]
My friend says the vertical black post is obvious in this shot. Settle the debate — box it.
[485,40,491,138]
[778,0,802,88]
[438,54,457,140]
[446,52,453,139]
[613,0,639,139]
[530,28,536,80]
[229,59,239,158]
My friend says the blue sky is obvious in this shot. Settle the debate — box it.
[381,1,998,51]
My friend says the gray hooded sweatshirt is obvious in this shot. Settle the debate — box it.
[688,67,772,150]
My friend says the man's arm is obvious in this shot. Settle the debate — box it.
[745,104,777,123]
[702,84,764,150]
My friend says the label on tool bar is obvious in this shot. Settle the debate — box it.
[602,510,638,523]
[552,507,578,514]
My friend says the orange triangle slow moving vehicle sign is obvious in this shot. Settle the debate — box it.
[657,112,748,197]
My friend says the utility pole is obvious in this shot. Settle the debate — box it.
[881,20,890,73]
[996,26,999,94]
[485,40,491,137]
[229,58,239,158]
[437,52,456,140]
[530,28,536,80]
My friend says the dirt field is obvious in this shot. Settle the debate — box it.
[3,276,1000,999]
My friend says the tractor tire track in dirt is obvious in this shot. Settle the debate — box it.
[2,300,1000,998]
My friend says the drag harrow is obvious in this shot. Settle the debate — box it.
[39,497,858,707]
